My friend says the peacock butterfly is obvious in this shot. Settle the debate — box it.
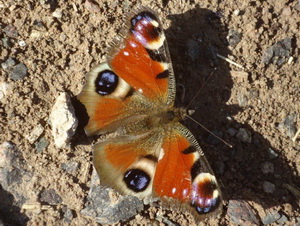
[78,6,222,221]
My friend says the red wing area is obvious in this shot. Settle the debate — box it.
[153,125,222,219]
[111,35,168,103]
[109,9,175,105]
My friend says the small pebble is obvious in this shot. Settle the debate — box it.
[277,213,288,224]
[3,25,18,38]
[61,161,79,173]
[227,200,260,225]
[262,211,281,224]
[237,93,248,106]
[261,162,274,174]
[0,82,9,101]
[263,181,275,193]
[9,63,28,81]
[261,37,292,65]
[278,114,296,138]
[227,128,237,136]
[35,137,49,153]
[85,0,101,13]
[268,148,279,159]
[25,124,44,144]
[39,189,62,205]
[18,40,26,47]
[236,128,252,143]
[227,29,241,47]
[2,37,13,48]
[50,92,78,148]
[52,8,62,18]
[1,57,16,70]
[63,208,74,223]
[233,9,240,16]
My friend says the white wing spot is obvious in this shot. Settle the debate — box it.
[123,51,129,56]
[138,88,143,94]
[158,148,165,161]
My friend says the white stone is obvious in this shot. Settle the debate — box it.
[0,82,9,101]
[25,124,44,144]
[0,142,15,168]
[50,92,78,148]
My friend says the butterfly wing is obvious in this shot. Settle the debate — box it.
[78,63,154,135]
[93,123,222,220]
[108,7,176,106]
[153,123,222,220]
[78,7,175,135]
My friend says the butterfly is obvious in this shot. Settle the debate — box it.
[78,6,222,221]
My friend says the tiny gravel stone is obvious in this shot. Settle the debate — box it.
[35,137,49,153]
[263,181,275,193]
[268,148,278,159]
[236,128,252,143]
[187,39,200,61]
[2,37,13,48]
[237,93,248,106]
[227,200,260,225]
[227,29,241,47]
[61,161,79,173]
[25,124,44,144]
[9,63,28,81]
[262,211,281,224]
[278,114,296,138]
[261,37,292,65]
[227,128,237,136]
[63,208,74,223]
[52,8,62,18]
[18,40,26,46]
[0,82,9,101]
[40,189,62,205]
[277,213,288,224]
[85,0,101,13]
[81,170,144,224]
[1,57,16,70]
[3,25,18,38]
[261,162,274,174]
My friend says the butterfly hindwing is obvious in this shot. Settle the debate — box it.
[153,123,222,220]
[93,123,222,220]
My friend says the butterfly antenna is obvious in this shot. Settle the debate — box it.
[185,67,217,110]
[186,115,233,148]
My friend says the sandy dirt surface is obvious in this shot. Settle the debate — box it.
[0,0,299,225]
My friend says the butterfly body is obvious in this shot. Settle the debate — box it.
[78,6,222,221]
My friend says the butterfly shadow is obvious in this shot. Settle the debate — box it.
[165,5,299,218]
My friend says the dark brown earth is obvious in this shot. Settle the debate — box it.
[0,0,299,225]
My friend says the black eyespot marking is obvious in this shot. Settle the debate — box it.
[131,11,158,27]
[156,70,169,79]
[143,155,158,162]
[191,160,202,181]
[95,70,119,96]
[146,46,167,62]
[182,146,197,155]
[124,169,150,192]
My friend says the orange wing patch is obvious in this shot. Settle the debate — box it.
[153,133,195,201]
